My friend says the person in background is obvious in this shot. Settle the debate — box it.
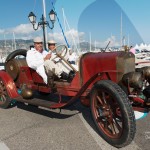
[68,49,77,65]
[129,46,135,54]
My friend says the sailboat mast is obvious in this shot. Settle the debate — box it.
[62,8,80,54]
[89,32,91,52]
[12,39,13,51]
[42,0,47,49]
[128,34,130,47]
[62,8,67,32]
[123,36,125,46]
[95,40,96,51]
[4,34,7,56]
[120,12,123,48]
[13,32,16,50]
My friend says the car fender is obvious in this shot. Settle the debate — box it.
[0,70,19,98]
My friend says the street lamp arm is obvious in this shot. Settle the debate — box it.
[47,22,54,30]
[32,23,40,31]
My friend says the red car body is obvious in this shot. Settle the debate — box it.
[1,51,134,108]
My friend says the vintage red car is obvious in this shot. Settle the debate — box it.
[0,46,150,148]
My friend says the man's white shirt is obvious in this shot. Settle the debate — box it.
[26,48,48,84]
[26,48,48,69]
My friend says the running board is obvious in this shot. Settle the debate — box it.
[15,96,66,109]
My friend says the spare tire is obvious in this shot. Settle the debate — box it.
[5,59,28,81]
[5,49,28,81]
[5,49,27,62]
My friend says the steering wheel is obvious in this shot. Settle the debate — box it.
[55,45,68,58]
[53,45,77,72]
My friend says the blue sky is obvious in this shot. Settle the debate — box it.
[0,0,150,46]
[78,0,144,46]
[116,0,150,44]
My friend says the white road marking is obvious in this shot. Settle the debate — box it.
[0,141,9,150]
[78,113,141,150]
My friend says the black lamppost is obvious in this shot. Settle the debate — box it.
[28,9,56,50]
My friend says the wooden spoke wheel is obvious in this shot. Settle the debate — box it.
[0,78,12,108]
[90,80,136,148]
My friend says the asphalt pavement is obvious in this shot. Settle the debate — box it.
[0,100,149,150]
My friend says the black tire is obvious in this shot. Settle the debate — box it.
[90,80,136,148]
[5,49,27,62]
[0,77,12,108]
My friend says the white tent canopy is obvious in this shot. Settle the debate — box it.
[134,43,150,51]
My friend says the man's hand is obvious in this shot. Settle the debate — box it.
[44,53,51,61]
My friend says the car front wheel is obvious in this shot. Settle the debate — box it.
[90,80,136,148]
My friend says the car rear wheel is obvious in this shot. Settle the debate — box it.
[0,77,12,108]
[90,80,136,148]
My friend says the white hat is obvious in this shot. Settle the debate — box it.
[48,40,57,44]
[33,37,43,43]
